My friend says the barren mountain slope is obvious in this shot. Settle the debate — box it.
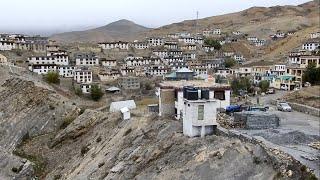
[50,19,150,43]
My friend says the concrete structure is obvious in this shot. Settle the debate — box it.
[119,76,140,90]
[148,37,164,46]
[131,41,149,49]
[28,64,57,75]
[109,100,136,112]
[302,38,320,51]
[57,66,75,78]
[75,53,99,66]
[120,107,131,120]
[0,41,15,51]
[98,41,129,50]
[310,32,320,39]
[74,69,93,84]
[101,58,117,67]
[28,55,69,66]
[158,80,231,120]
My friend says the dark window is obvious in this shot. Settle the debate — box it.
[214,91,225,100]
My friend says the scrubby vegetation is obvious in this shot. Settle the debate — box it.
[44,72,60,84]
[90,85,103,101]
[204,38,222,50]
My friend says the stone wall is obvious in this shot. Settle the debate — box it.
[288,102,320,117]
[234,112,280,129]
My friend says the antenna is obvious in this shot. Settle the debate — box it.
[196,11,199,35]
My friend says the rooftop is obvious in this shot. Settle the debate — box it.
[159,80,230,90]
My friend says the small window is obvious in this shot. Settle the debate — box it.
[214,91,225,100]
[198,105,204,120]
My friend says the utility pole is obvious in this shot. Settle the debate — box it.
[196,11,199,35]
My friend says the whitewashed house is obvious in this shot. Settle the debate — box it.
[28,55,69,66]
[183,52,196,60]
[310,32,320,39]
[131,41,149,49]
[302,39,320,51]
[247,37,258,42]
[57,66,75,78]
[181,44,196,51]
[109,100,136,112]
[158,81,231,137]
[271,65,286,76]
[164,41,178,50]
[213,28,221,35]
[153,50,168,59]
[167,33,179,39]
[233,54,245,62]
[74,69,93,84]
[146,65,169,76]
[101,58,117,67]
[98,41,129,50]
[148,37,164,46]
[178,37,195,44]
[194,37,204,44]
[202,45,214,52]
[75,53,99,66]
[28,64,57,75]
[0,41,15,51]
[80,84,92,94]
[99,69,120,82]
[232,31,242,35]
[254,39,266,47]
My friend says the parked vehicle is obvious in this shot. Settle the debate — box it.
[247,106,268,112]
[266,88,275,94]
[280,85,288,91]
[277,102,292,112]
[226,105,241,113]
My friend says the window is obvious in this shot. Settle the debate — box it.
[214,91,225,100]
[198,105,204,120]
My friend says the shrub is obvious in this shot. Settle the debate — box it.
[258,80,270,92]
[253,156,261,164]
[60,116,76,129]
[44,71,60,84]
[303,63,320,85]
[74,87,83,96]
[231,77,252,95]
[204,38,222,50]
[90,85,103,101]
[81,145,90,156]
[224,58,236,68]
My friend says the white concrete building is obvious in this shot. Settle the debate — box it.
[181,44,196,51]
[254,39,266,47]
[178,37,195,44]
[247,37,258,42]
[75,53,99,66]
[164,41,178,50]
[98,69,120,82]
[120,107,131,120]
[310,32,320,39]
[148,37,164,46]
[74,69,93,84]
[158,81,231,137]
[98,41,129,50]
[302,39,320,51]
[153,50,168,59]
[232,31,242,35]
[57,66,75,78]
[101,58,117,67]
[131,41,149,49]
[0,41,15,51]
[28,64,57,75]
[28,55,69,66]
[194,37,204,44]
[271,65,286,76]
[80,84,92,94]
[213,28,221,35]
[183,52,196,60]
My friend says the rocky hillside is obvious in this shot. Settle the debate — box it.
[50,19,150,43]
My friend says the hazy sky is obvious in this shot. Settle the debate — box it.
[0,0,310,35]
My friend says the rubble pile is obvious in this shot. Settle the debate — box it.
[217,113,245,129]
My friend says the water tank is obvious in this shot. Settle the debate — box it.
[183,86,194,98]
[201,89,210,99]
[186,90,199,100]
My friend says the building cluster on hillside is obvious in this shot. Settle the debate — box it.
[0,34,47,52]
[0,28,319,94]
